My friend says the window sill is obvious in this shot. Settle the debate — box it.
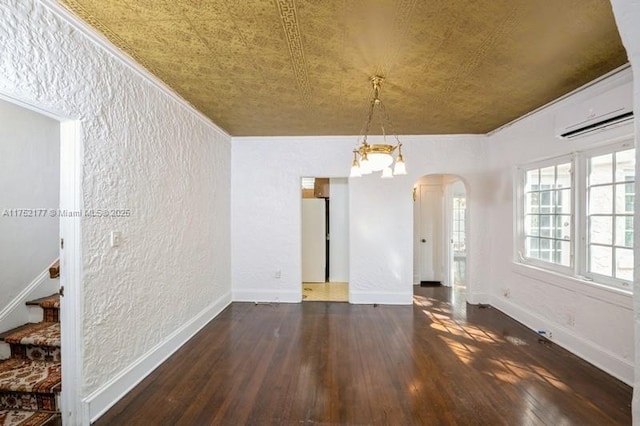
[511,262,632,309]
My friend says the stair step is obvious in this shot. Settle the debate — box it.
[0,323,60,363]
[2,323,60,349]
[0,326,32,343]
[0,359,60,394]
[0,409,60,426]
[25,296,59,310]
[25,296,59,323]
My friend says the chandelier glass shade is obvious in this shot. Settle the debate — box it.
[350,76,407,178]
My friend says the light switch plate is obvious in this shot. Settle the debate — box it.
[110,231,122,247]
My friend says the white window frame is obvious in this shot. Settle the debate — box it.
[580,140,635,291]
[515,138,634,292]
[516,154,575,276]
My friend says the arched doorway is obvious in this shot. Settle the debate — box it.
[413,174,467,288]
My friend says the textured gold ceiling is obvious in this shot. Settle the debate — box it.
[59,0,627,136]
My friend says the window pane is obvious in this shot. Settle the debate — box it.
[539,238,551,261]
[589,216,612,245]
[615,149,635,182]
[589,245,613,277]
[589,186,613,214]
[615,216,633,248]
[525,169,540,191]
[525,237,539,258]
[555,214,571,240]
[540,166,555,187]
[525,192,539,214]
[615,248,634,281]
[525,215,539,236]
[540,191,553,213]
[625,182,634,212]
[556,189,571,214]
[590,153,613,185]
[556,163,572,189]
[615,183,634,214]
[539,215,552,237]
[554,240,571,267]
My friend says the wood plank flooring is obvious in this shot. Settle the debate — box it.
[94,287,632,425]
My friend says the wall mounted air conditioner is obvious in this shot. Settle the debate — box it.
[555,80,633,139]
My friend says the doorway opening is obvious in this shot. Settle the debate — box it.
[0,93,83,424]
[0,98,62,421]
[413,175,467,288]
[301,177,349,302]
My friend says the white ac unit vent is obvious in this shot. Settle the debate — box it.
[555,81,633,139]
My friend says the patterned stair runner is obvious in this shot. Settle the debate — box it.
[0,411,58,426]
[0,295,61,426]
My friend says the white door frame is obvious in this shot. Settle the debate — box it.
[444,180,468,288]
[443,183,454,286]
[0,92,84,425]
[59,120,85,425]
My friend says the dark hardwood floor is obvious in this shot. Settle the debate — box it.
[94,287,632,425]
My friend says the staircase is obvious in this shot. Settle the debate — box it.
[0,262,61,426]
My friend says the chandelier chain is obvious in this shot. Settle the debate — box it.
[349,75,407,178]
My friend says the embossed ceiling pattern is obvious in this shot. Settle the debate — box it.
[59,0,626,136]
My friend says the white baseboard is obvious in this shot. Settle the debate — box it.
[84,291,232,423]
[491,295,633,385]
[232,289,301,303]
[349,290,412,305]
[466,292,491,305]
[0,262,59,332]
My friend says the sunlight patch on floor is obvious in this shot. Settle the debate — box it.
[302,282,348,302]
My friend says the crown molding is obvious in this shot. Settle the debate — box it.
[37,0,230,138]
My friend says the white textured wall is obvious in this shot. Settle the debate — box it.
[329,178,349,282]
[231,135,490,304]
[0,0,231,404]
[486,67,635,384]
[608,0,640,420]
[0,99,59,313]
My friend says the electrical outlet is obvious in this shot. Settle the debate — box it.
[275,270,281,279]
[537,330,552,340]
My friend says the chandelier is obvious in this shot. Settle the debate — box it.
[350,75,407,178]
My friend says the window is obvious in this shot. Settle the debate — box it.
[586,148,635,284]
[523,162,572,267]
[452,194,466,286]
[452,195,466,253]
[517,141,634,291]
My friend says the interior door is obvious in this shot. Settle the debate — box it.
[419,185,442,282]
[302,198,326,282]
